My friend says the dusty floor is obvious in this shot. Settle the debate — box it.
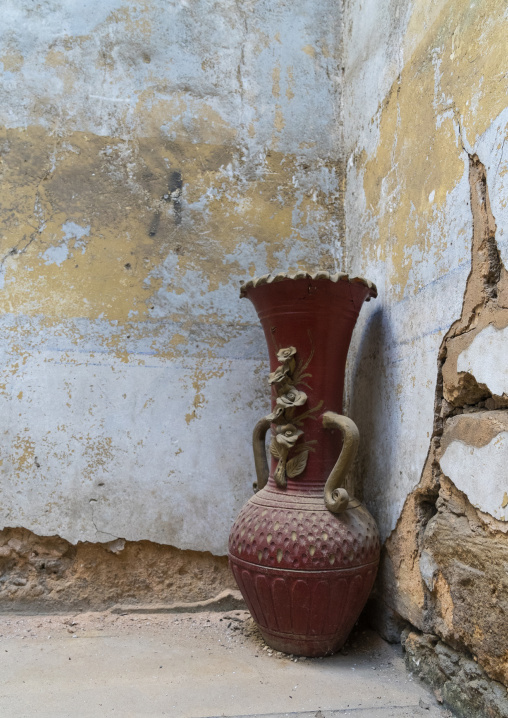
[0,610,452,718]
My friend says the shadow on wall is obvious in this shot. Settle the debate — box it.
[348,306,394,513]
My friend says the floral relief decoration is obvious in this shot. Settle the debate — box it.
[268,343,322,488]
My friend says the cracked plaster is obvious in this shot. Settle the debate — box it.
[0,0,344,553]
[344,0,508,541]
[1,6,508,703]
[457,324,508,398]
[440,432,508,522]
[342,0,508,702]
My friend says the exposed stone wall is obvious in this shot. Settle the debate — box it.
[0,526,235,612]
[0,1,343,562]
[342,0,508,714]
[403,631,508,718]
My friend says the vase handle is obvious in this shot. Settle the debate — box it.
[322,411,359,513]
[252,416,272,492]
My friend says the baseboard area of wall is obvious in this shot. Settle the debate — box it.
[0,526,236,614]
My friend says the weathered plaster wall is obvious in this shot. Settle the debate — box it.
[4,5,507,704]
[342,0,508,711]
[0,526,236,612]
[0,0,343,560]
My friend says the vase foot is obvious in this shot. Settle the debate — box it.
[230,557,379,659]
[258,627,349,657]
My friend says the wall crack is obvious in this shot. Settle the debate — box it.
[371,151,508,695]
[88,499,118,543]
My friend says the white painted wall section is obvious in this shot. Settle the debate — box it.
[440,434,508,522]
[458,324,508,397]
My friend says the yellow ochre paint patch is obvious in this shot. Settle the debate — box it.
[272,65,281,99]
[0,126,336,332]
[184,356,226,424]
[1,51,24,72]
[358,0,508,299]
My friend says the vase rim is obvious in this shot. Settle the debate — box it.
[240,270,377,299]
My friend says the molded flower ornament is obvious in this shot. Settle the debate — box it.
[275,424,303,449]
[276,388,307,409]
[268,364,290,386]
[266,405,284,422]
[276,346,297,364]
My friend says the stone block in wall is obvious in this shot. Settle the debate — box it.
[403,630,508,718]
[420,476,508,686]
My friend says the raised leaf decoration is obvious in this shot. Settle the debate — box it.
[269,439,281,459]
[286,450,309,478]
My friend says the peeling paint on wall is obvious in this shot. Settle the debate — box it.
[457,324,508,397]
[344,0,508,541]
[0,0,344,554]
[342,0,508,700]
[441,433,508,522]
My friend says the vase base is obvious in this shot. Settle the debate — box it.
[230,557,378,659]
[258,627,349,657]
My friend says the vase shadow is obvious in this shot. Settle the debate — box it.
[347,305,395,523]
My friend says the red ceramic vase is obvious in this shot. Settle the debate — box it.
[228,271,380,657]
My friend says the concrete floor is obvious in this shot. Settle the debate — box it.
[0,610,452,718]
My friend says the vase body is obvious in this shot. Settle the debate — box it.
[228,272,380,657]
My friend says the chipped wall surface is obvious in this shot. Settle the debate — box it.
[3,3,508,699]
[0,1,344,553]
[344,0,508,540]
[0,526,237,612]
[457,324,508,398]
[342,0,508,701]
[440,413,508,522]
